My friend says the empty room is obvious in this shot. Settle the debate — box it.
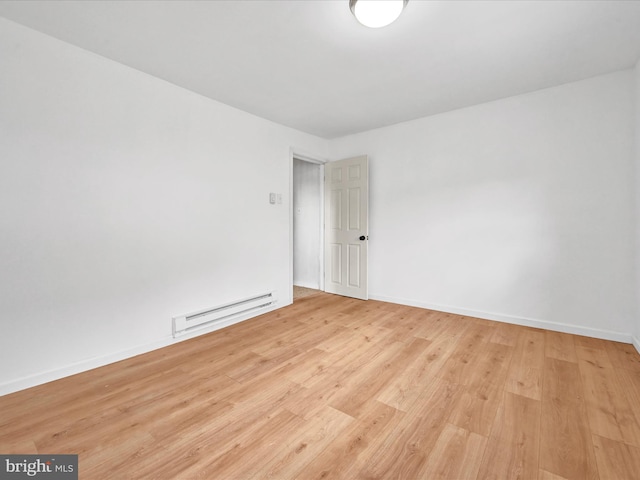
[1,0,640,478]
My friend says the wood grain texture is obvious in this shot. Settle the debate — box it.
[294,400,403,479]
[605,340,640,373]
[1,292,639,479]
[615,368,640,431]
[544,330,578,363]
[505,329,545,400]
[359,376,462,479]
[448,342,513,436]
[477,392,540,480]
[538,469,570,480]
[419,423,487,479]
[592,434,640,480]
[540,358,600,480]
[577,345,640,446]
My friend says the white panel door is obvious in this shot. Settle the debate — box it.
[324,155,368,300]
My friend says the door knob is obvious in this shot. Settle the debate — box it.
[359,235,367,241]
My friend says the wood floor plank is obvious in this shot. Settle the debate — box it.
[1,292,638,479]
[575,344,614,370]
[477,392,540,480]
[255,406,353,479]
[171,408,305,480]
[371,308,430,344]
[592,434,640,480]
[285,340,406,420]
[101,399,275,477]
[144,378,238,439]
[615,368,640,430]
[538,469,570,480]
[540,358,599,480]
[412,310,473,343]
[574,335,614,350]
[226,340,322,383]
[505,329,545,400]
[33,374,233,453]
[218,366,304,407]
[292,401,403,479]
[123,402,299,478]
[0,439,38,454]
[251,321,349,359]
[448,342,513,436]
[338,300,398,325]
[81,429,156,478]
[314,323,391,355]
[358,377,461,479]
[418,423,487,479]
[268,348,329,385]
[605,341,640,373]
[544,331,578,363]
[2,364,212,444]
[330,337,429,418]
[376,336,460,412]
[436,322,496,385]
[489,321,523,346]
[577,345,640,446]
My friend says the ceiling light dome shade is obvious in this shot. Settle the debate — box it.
[350,0,408,28]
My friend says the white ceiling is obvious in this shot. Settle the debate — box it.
[1,0,640,138]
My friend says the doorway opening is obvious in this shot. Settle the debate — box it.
[292,156,324,301]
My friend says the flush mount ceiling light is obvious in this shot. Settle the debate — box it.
[349,0,408,28]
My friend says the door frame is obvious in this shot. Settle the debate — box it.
[289,147,327,305]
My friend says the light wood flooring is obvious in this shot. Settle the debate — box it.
[2,293,640,479]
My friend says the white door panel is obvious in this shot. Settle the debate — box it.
[324,155,368,300]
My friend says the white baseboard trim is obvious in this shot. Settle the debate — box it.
[370,294,633,344]
[0,303,283,397]
[0,337,173,397]
[1,295,634,397]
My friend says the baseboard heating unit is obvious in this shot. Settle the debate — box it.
[172,291,277,338]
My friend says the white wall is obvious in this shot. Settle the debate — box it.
[330,70,637,341]
[0,18,328,394]
[293,159,322,289]
[635,60,640,352]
